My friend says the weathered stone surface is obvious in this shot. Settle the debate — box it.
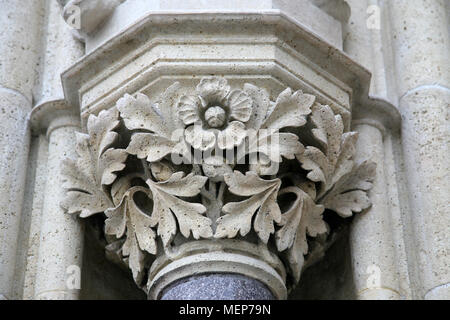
[398,87,450,298]
[0,0,44,100]
[34,122,84,300]
[388,0,450,95]
[0,90,32,299]
[84,0,343,53]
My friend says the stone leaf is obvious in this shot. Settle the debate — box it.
[154,82,185,131]
[122,233,146,285]
[62,169,113,217]
[87,107,127,184]
[126,132,178,162]
[87,108,128,186]
[61,108,127,217]
[149,161,176,182]
[297,103,358,198]
[118,86,187,162]
[248,132,305,163]
[105,186,156,283]
[279,172,317,200]
[275,186,327,283]
[117,92,171,138]
[215,171,282,243]
[260,88,315,132]
[243,83,270,130]
[146,172,212,246]
[244,88,312,164]
[110,173,145,207]
[320,160,377,217]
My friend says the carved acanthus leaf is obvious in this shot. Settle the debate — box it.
[215,171,281,243]
[275,186,327,283]
[243,84,270,130]
[255,132,305,163]
[117,89,185,163]
[246,88,313,164]
[126,133,178,162]
[117,93,171,136]
[105,186,156,283]
[61,108,127,217]
[261,88,315,132]
[297,103,357,198]
[320,160,376,217]
[146,172,212,245]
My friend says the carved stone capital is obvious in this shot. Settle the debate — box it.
[61,77,376,298]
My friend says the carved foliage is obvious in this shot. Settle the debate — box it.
[145,172,212,243]
[275,187,327,282]
[215,171,281,243]
[61,108,127,217]
[61,77,376,289]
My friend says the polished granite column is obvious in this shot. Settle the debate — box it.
[161,274,275,300]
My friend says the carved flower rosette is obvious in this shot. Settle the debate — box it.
[61,77,376,294]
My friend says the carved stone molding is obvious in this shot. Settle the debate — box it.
[61,77,376,298]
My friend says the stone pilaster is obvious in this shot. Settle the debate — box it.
[343,0,410,300]
[0,0,44,299]
[34,111,83,300]
[350,121,401,299]
[388,0,450,300]
[31,0,84,300]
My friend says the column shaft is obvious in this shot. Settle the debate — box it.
[161,274,275,300]
[350,123,401,299]
[0,90,31,299]
[0,0,44,299]
[32,0,84,300]
[388,0,450,299]
[34,121,84,299]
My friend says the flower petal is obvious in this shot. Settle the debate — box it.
[177,95,201,125]
[184,125,216,151]
[197,77,230,103]
[217,121,247,149]
[228,90,253,122]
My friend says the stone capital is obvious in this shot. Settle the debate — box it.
[56,4,397,299]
